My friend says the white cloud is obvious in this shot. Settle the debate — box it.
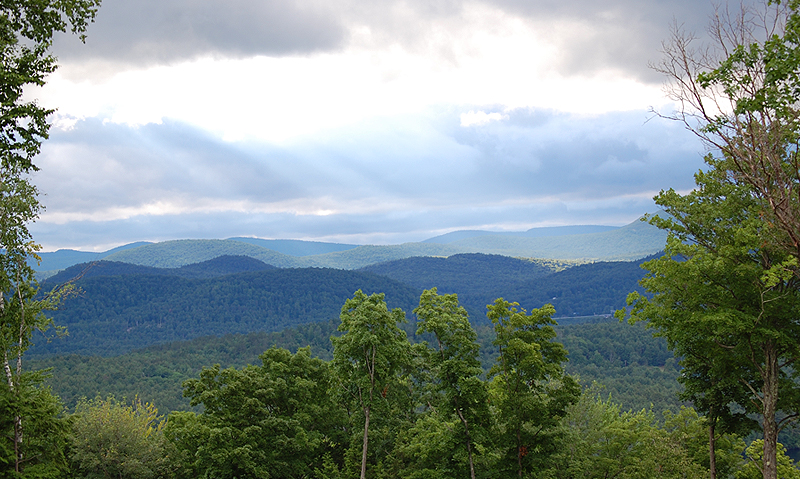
[31,2,669,144]
[460,110,507,127]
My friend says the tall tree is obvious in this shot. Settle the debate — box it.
[414,288,488,479]
[0,1,99,474]
[622,165,800,479]
[70,396,169,479]
[642,4,800,477]
[487,298,579,479]
[331,290,410,479]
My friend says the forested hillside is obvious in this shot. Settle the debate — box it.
[361,253,651,319]
[33,254,651,357]
[32,268,420,356]
[33,217,665,274]
[30,317,680,416]
[358,253,563,294]
[46,255,276,283]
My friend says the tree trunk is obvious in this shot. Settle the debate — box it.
[709,415,716,479]
[517,426,523,479]
[762,342,779,479]
[361,406,370,479]
[455,407,476,479]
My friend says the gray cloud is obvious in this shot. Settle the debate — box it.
[52,0,347,65]
[478,0,714,81]
[49,0,733,82]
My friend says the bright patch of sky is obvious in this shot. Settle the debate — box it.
[27,0,719,251]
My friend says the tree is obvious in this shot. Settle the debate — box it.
[165,347,344,479]
[0,376,71,478]
[413,288,488,479]
[331,290,410,479]
[622,166,800,479]
[70,395,170,479]
[654,1,800,260]
[737,439,800,479]
[632,3,800,478]
[0,0,100,474]
[486,298,579,478]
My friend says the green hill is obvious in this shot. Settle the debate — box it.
[45,255,276,284]
[358,253,650,320]
[103,239,301,268]
[34,217,666,274]
[35,254,652,357]
[447,219,666,261]
[359,253,563,300]
[227,237,359,256]
[422,225,619,243]
[31,268,420,357]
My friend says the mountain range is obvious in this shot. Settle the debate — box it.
[35,217,666,276]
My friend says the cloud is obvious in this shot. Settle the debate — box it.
[51,0,347,67]
[50,0,726,83]
[35,119,302,219]
[460,110,507,127]
[31,108,704,250]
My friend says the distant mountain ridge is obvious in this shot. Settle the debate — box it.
[422,225,619,244]
[33,216,666,274]
[45,255,275,284]
[33,266,421,357]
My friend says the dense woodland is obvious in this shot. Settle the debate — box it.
[25,289,759,479]
[29,316,681,416]
[28,253,647,357]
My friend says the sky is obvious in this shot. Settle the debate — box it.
[26,0,720,251]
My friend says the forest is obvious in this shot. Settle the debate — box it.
[10,289,766,479]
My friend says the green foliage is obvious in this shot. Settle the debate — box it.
[414,288,489,479]
[331,290,411,479]
[390,411,464,479]
[557,320,683,414]
[30,253,653,360]
[543,389,708,479]
[487,298,580,477]
[46,256,276,284]
[0,0,99,173]
[29,318,687,418]
[363,253,649,320]
[361,254,556,296]
[622,162,800,478]
[0,0,100,473]
[165,347,344,479]
[661,407,746,479]
[736,440,800,479]
[0,376,71,478]
[70,395,170,479]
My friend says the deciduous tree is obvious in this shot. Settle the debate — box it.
[331,290,410,479]
[70,395,169,479]
[0,0,99,474]
[486,298,579,478]
[414,288,488,479]
[165,347,343,479]
[622,167,800,479]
